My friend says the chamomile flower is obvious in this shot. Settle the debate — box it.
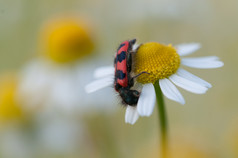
[85,42,223,124]
[17,17,115,113]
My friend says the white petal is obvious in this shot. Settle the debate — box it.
[93,66,114,79]
[125,106,139,125]
[137,83,156,116]
[176,68,212,88]
[176,43,201,56]
[84,77,113,93]
[181,56,224,69]
[169,74,208,94]
[132,43,140,51]
[182,56,219,62]
[159,78,185,105]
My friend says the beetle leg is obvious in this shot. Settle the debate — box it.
[131,71,150,80]
[127,53,132,73]
[127,75,134,88]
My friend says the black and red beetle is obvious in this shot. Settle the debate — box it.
[114,39,148,106]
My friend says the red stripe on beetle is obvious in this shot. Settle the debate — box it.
[115,41,129,88]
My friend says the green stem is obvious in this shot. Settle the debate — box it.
[154,80,168,158]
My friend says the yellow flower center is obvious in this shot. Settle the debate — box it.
[134,42,180,84]
[0,75,24,123]
[40,18,94,63]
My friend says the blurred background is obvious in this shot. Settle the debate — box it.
[0,0,237,158]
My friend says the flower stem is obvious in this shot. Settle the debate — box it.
[154,80,168,158]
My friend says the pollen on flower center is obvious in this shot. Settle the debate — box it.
[134,42,180,84]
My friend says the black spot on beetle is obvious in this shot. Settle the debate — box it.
[117,43,125,51]
[116,70,126,79]
[116,51,126,62]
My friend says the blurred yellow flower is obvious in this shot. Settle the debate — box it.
[18,16,115,113]
[39,17,94,63]
[0,74,25,123]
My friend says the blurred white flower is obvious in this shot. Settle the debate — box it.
[17,59,116,113]
[17,17,116,114]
